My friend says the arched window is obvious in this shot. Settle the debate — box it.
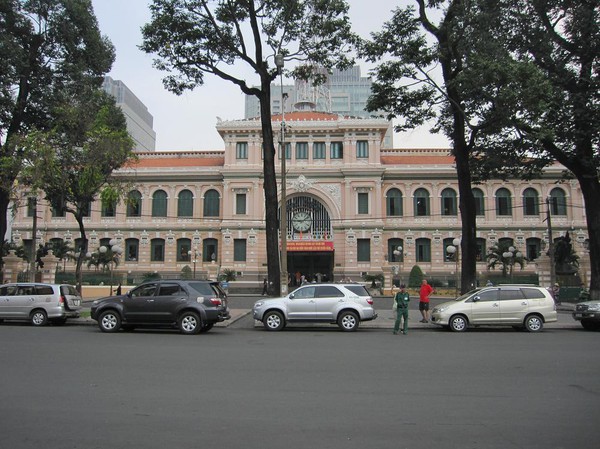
[473,188,485,216]
[495,188,512,216]
[549,187,567,215]
[203,189,220,217]
[416,238,431,262]
[523,188,539,216]
[177,189,194,217]
[152,190,168,217]
[441,188,457,216]
[101,197,116,217]
[177,238,191,262]
[151,238,165,262]
[203,238,218,262]
[476,238,486,262]
[125,238,139,261]
[126,190,142,217]
[386,188,403,216]
[414,188,430,216]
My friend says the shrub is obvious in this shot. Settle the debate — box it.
[408,265,424,288]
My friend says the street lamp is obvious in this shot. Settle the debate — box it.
[99,238,122,295]
[393,245,403,287]
[275,52,288,295]
[447,237,461,295]
[502,246,523,282]
[187,248,200,279]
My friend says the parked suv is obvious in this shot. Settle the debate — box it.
[572,300,600,331]
[253,283,377,331]
[0,282,82,326]
[431,285,557,332]
[90,280,230,334]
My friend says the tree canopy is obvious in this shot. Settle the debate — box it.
[0,0,114,274]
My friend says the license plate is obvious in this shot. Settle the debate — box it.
[74,300,81,306]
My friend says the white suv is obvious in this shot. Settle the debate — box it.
[431,285,557,332]
[0,283,82,326]
[253,283,377,331]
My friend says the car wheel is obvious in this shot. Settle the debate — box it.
[199,323,214,333]
[449,315,468,332]
[581,320,600,331]
[178,311,201,335]
[337,311,359,332]
[98,310,121,333]
[263,310,285,331]
[524,314,543,332]
[30,309,48,326]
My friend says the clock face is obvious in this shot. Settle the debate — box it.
[292,211,312,232]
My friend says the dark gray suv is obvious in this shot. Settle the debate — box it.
[90,280,230,334]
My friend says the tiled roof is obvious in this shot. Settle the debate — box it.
[131,156,224,168]
[271,111,341,121]
[381,155,455,165]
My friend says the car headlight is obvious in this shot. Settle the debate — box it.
[92,300,99,306]
[587,303,600,311]
[434,306,447,313]
[254,301,264,308]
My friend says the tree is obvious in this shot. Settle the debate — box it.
[362,1,525,294]
[0,0,114,276]
[22,88,135,292]
[476,1,600,299]
[140,0,356,295]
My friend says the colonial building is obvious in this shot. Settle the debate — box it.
[10,111,590,288]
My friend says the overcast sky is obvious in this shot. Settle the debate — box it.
[91,0,450,152]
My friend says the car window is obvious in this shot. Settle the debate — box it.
[158,284,183,296]
[0,285,17,296]
[212,284,227,297]
[293,287,316,299]
[60,285,79,296]
[521,288,546,299]
[477,289,498,302]
[315,286,344,297]
[131,283,158,298]
[499,289,525,300]
[345,285,370,296]
[16,286,35,296]
[35,285,54,295]
[188,282,215,296]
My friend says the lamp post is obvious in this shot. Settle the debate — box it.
[275,52,288,295]
[447,237,461,296]
[188,248,200,279]
[99,239,122,295]
[393,245,403,286]
[502,246,523,282]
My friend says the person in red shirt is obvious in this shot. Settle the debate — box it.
[419,279,434,323]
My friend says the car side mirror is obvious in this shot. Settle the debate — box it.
[289,293,295,299]
[472,296,480,302]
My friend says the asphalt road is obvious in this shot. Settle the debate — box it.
[1,320,598,449]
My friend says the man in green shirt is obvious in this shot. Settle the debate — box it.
[393,284,410,335]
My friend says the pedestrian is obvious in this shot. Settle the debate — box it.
[262,277,268,295]
[419,279,434,323]
[393,284,410,335]
[115,283,122,296]
[551,283,561,305]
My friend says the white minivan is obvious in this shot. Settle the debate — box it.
[0,283,82,326]
[431,285,557,332]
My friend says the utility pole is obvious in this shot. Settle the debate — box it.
[546,197,556,288]
[30,197,37,282]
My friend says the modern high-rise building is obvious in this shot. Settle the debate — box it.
[244,66,393,148]
[102,76,156,152]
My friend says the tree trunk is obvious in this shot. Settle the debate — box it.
[74,214,88,294]
[258,82,281,296]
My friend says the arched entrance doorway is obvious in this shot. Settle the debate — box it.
[281,195,334,285]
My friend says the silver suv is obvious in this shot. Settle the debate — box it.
[253,283,377,332]
[431,285,557,332]
[0,283,82,326]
